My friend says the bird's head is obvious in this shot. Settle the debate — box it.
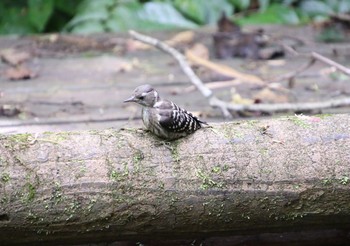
[123,84,160,107]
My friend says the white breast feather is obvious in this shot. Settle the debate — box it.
[142,107,151,129]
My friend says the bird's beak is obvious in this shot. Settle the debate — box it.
[123,96,136,103]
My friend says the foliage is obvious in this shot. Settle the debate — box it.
[0,0,349,35]
[237,0,350,25]
[65,0,200,34]
[0,0,81,34]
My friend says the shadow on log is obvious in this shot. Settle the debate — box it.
[0,114,350,245]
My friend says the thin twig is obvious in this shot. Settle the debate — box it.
[129,30,212,98]
[129,30,232,118]
[210,97,350,113]
[129,30,350,116]
[184,79,241,93]
[274,46,350,83]
[311,52,350,76]
[271,58,316,83]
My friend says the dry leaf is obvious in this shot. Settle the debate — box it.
[0,49,31,66]
[231,88,254,105]
[184,79,241,93]
[186,50,265,85]
[4,65,37,80]
[186,43,209,60]
[126,39,152,51]
[0,104,21,117]
[119,62,134,73]
[166,31,194,46]
[253,88,288,103]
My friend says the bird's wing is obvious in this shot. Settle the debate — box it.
[155,100,203,133]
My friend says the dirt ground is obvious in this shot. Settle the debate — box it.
[1,25,350,134]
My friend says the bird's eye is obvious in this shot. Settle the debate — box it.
[139,96,145,100]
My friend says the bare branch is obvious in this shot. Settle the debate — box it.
[129,30,234,118]
[311,52,350,76]
[271,58,316,83]
[211,97,350,113]
[129,30,350,116]
[129,30,213,98]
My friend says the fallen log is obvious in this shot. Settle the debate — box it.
[0,114,350,245]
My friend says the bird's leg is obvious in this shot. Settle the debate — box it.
[136,128,149,133]
[119,127,150,135]
[153,139,173,150]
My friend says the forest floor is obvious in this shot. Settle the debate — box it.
[0,24,350,134]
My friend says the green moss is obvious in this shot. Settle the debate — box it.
[26,183,36,202]
[293,185,300,190]
[65,200,81,221]
[158,182,165,189]
[196,169,225,190]
[322,176,349,186]
[132,150,145,173]
[75,164,87,179]
[0,196,9,204]
[339,176,349,185]
[218,123,243,139]
[314,113,332,119]
[222,164,230,172]
[87,129,100,135]
[110,163,129,182]
[211,166,221,174]
[51,182,63,205]
[0,156,6,165]
[1,173,10,183]
[26,211,39,223]
[40,131,76,144]
[241,213,251,220]
[8,133,31,143]
[287,212,307,220]
[259,147,269,155]
[169,140,180,163]
[246,120,259,127]
[322,178,332,186]
[133,150,144,165]
[287,115,310,128]
[6,133,32,150]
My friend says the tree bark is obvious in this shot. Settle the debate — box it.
[0,114,350,245]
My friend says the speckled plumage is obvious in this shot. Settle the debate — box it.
[124,84,206,140]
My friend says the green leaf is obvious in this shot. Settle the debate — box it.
[202,0,234,24]
[337,0,350,13]
[229,0,250,10]
[138,2,197,28]
[317,26,345,42]
[70,20,106,34]
[54,0,82,16]
[0,5,35,34]
[173,0,207,24]
[28,0,54,32]
[280,6,300,24]
[76,0,115,13]
[237,4,300,25]
[107,1,180,32]
[258,0,270,12]
[174,0,233,25]
[282,0,297,5]
[299,0,334,17]
[107,4,142,32]
[67,10,109,28]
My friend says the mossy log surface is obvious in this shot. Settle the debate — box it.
[0,114,350,245]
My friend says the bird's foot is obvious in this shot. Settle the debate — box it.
[154,140,171,148]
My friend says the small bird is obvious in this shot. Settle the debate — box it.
[124,84,207,140]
